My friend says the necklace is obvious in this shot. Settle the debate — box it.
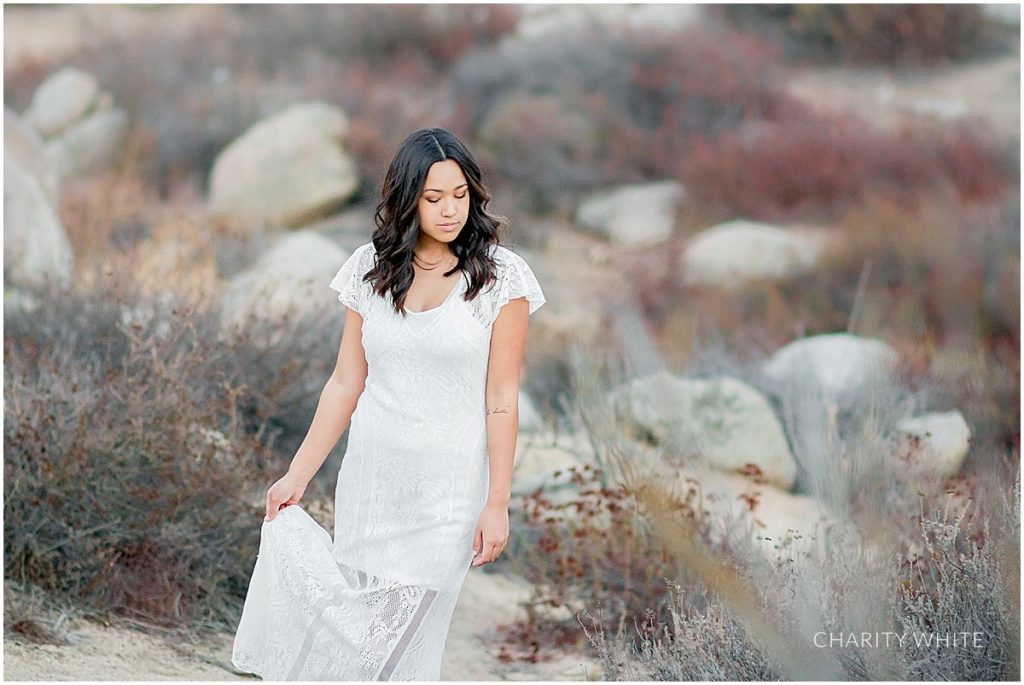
[413,251,457,271]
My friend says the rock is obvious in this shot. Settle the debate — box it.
[761,333,900,409]
[25,67,100,138]
[514,4,701,41]
[5,107,62,204]
[208,102,359,232]
[54,106,128,175]
[609,370,797,490]
[217,230,349,340]
[673,466,835,564]
[891,410,971,479]
[574,180,685,248]
[681,219,833,287]
[3,154,74,289]
[624,4,703,34]
[761,333,902,497]
[510,430,590,497]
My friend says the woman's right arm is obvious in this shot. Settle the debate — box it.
[266,307,368,519]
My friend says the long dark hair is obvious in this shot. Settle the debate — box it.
[365,128,507,316]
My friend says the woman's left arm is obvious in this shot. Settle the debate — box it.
[473,296,530,565]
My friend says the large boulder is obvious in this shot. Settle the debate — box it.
[207,102,359,232]
[25,67,99,137]
[4,154,74,289]
[217,230,350,341]
[675,465,835,564]
[681,219,833,287]
[609,370,797,490]
[761,333,900,408]
[574,180,685,248]
[761,333,902,496]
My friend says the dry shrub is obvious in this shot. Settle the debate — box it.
[498,346,766,664]
[831,194,1019,454]
[891,483,1020,679]
[582,472,1019,680]
[4,579,81,645]
[452,23,787,215]
[720,4,994,66]
[235,4,520,72]
[789,4,986,66]
[4,260,349,634]
[4,283,271,629]
[681,110,1015,219]
[616,25,785,168]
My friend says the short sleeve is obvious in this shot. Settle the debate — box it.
[487,246,546,325]
[328,242,373,315]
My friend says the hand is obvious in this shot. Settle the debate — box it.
[471,501,509,567]
[265,472,308,522]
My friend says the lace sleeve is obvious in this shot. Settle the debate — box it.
[486,247,546,326]
[329,243,372,315]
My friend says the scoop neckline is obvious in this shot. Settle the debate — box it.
[402,271,465,314]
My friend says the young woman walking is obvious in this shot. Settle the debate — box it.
[231,127,546,680]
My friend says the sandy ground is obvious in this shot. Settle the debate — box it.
[3,568,603,681]
[784,53,1020,143]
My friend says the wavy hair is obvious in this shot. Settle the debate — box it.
[364,128,507,316]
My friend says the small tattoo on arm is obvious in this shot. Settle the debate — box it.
[486,406,510,416]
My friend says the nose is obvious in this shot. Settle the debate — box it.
[442,197,457,216]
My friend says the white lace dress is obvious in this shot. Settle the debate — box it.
[231,241,546,680]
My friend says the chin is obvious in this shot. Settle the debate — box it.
[438,228,462,239]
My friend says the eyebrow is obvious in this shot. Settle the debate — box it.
[423,184,468,193]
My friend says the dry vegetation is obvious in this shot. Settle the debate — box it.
[4,4,1019,678]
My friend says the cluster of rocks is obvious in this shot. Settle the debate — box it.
[5,66,129,291]
[511,332,971,566]
[572,178,841,287]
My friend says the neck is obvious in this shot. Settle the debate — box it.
[414,236,453,261]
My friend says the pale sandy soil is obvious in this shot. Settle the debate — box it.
[4,568,603,681]
[3,5,245,69]
[784,53,1020,143]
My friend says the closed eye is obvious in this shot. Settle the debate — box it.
[428,193,468,203]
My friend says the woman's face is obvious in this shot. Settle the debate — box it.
[416,159,470,247]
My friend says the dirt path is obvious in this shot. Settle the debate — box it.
[4,568,603,681]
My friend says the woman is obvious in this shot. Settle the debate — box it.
[231,127,546,680]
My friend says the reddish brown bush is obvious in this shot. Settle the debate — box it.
[679,108,1015,218]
